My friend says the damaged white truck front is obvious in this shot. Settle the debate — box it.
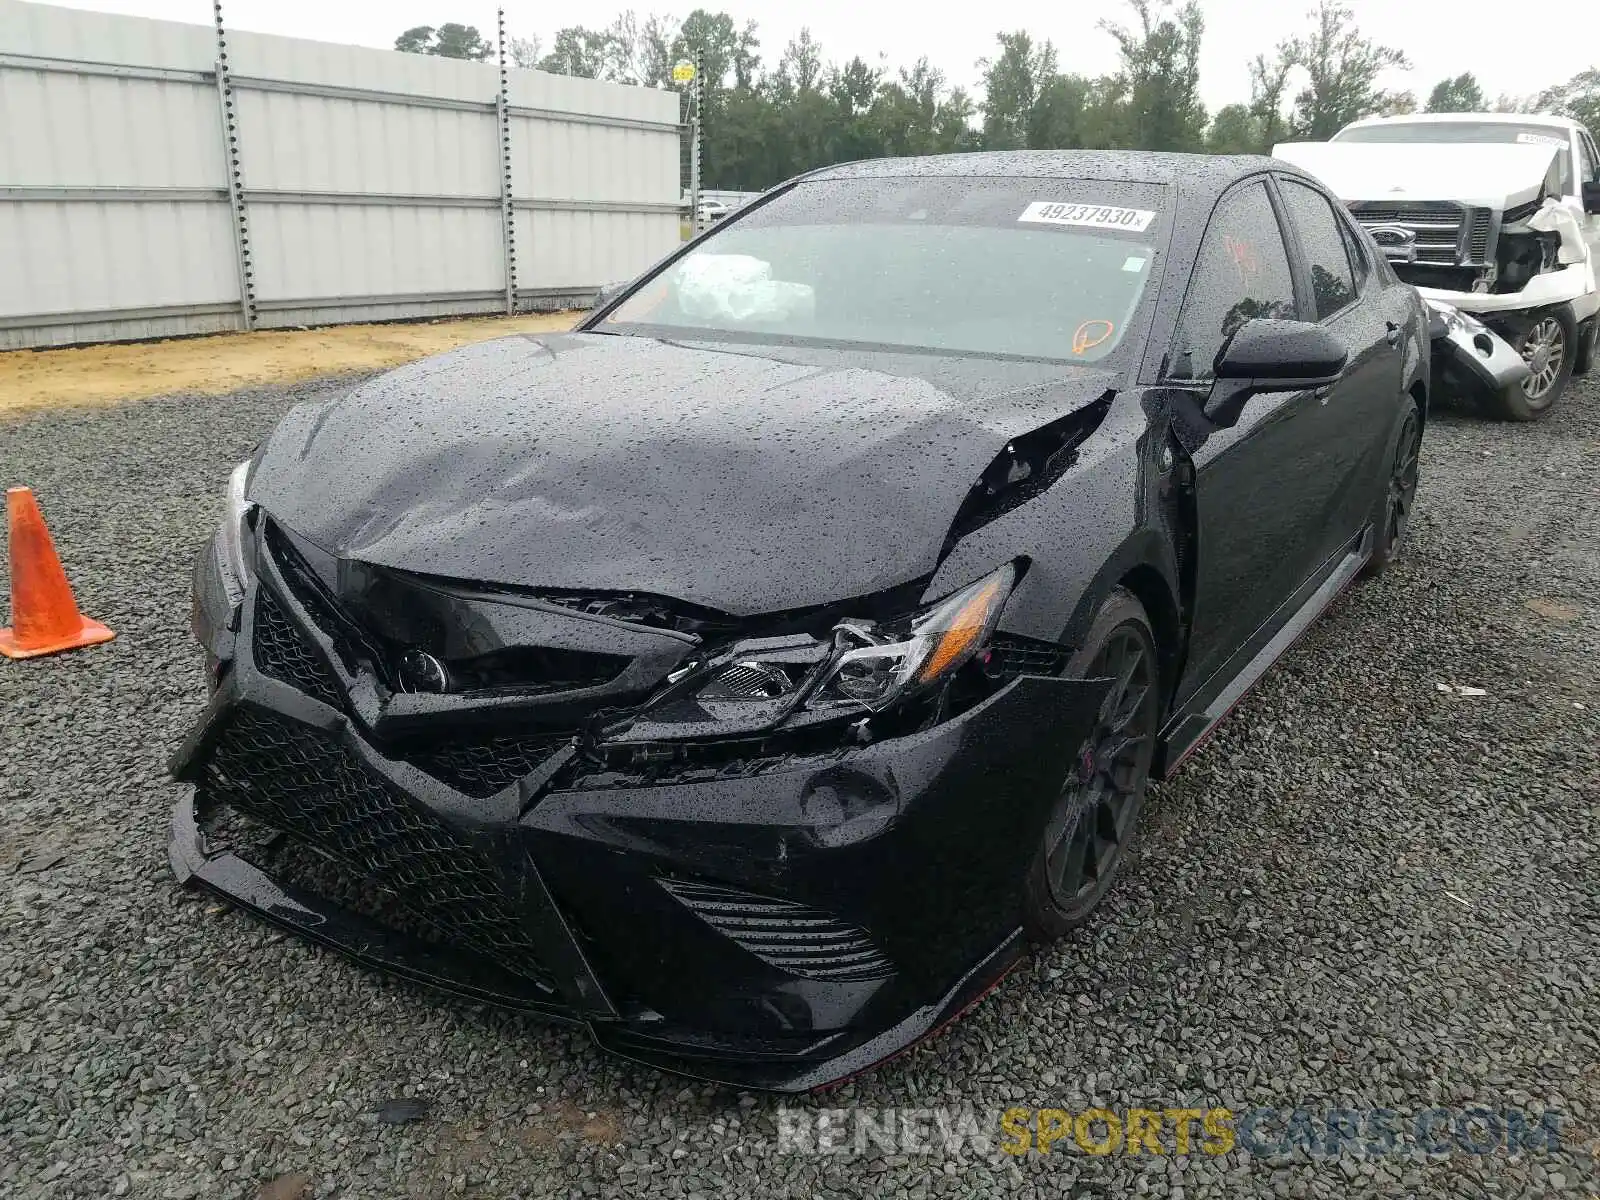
[1276,113,1600,419]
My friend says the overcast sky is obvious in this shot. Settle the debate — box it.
[37,0,1600,111]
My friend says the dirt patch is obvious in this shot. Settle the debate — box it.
[518,1101,625,1155]
[1524,596,1581,622]
[0,313,579,419]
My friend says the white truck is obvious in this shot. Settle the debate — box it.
[1276,112,1600,419]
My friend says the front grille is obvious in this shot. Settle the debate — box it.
[252,587,343,709]
[1466,207,1493,261]
[402,734,572,799]
[1350,201,1469,266]
[659,878,894,981]
[200,801,469,958]
[199,706,552,988]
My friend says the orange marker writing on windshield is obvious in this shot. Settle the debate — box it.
[1073,320,1115,355]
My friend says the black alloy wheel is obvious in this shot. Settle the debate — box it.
[1361,399,1422,580]
[1382,404,1422,558]
[1024,589,1161,938]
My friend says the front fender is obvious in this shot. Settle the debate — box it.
[922,392,1173,649]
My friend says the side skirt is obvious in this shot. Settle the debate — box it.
[1153,526,1373,777]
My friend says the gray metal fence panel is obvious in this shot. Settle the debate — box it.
[0,0,682,350]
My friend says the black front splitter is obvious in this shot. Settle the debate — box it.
[168,791,1025,1093]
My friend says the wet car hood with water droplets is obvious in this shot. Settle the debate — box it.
[248,332,1117,615]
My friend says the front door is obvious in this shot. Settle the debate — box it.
[1162,178,1339,705]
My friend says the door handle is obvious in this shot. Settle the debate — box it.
[1385,320,1402,347]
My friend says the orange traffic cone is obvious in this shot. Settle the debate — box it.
[0,487,115,659]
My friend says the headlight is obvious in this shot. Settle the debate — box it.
[216,459,256,606]
[806,562,1018,712]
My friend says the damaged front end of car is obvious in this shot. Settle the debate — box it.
[169,480,1111,1090]
[1275,139,1588,307]
[1275,137,1597,408]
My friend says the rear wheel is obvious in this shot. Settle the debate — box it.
[1023,589,1161,939]
[1360,398,1422,580]
[1487,308,1575,421]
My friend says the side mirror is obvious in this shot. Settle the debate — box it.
[1206,319,1347,426]
[1582,180,1600,215]
[1215,318,1347,386]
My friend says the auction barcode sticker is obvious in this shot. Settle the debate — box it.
[1018,202,1156,232]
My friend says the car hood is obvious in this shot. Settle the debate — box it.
[248,332,1117,615]
[1273,141,1561,210]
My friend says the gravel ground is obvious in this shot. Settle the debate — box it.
[2,375,1597,1199]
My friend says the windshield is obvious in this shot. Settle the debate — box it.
[603,177,1170,363]
[1334,120,1567,146]
[1335,121,1574,191]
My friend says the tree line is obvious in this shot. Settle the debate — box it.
[394,3,1600,192]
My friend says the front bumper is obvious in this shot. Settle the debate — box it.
[170,556,1108,1091]
[1426,299,1531,395]
[1418,262,1594,316]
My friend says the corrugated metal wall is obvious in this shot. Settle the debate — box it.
[0,0,683,349]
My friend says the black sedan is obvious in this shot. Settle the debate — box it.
[170,151,1429,1091]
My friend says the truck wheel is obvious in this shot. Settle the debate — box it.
[1489,308,1576,421]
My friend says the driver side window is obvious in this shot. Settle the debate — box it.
[1166,181,1299,382]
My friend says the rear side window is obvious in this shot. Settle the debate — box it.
[1279,180,1358,320]
[1166,181,1297,382]
[1338,217,1371,291]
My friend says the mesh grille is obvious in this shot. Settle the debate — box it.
[200,707,552,988]
[986,633,1069,678]
[659,879,893,981]
[252,587,343,709]
[252,585,574,798]
[402,735,571,799]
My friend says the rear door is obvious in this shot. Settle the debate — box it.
[1274,176,1405,566]
[1166,178,1335,702]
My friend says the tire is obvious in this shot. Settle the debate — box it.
[1359,397,1422,580]
[1023,588,1161,940]
[1574,317,1597,377]
[1487,307,1577,421]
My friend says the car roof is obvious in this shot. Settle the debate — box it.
[1340,111,1579,132]
[803,150,1307,207]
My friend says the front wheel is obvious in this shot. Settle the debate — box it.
[1487,308,1576,421]
[1023,589,1161,940]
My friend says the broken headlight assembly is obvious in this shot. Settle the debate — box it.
[805,562,1018,712]
[638,562,1023,735]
